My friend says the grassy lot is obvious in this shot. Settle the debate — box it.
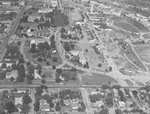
[134,45,150,63]
[129,32,140,39]
[129,19,149,32]
[114,21,139,33]
[142,33,150,39]
[125,44,147,71]
[125,79,134,86]
[82,73,117,85]
[24,46,62,66]
[135,81,145,86]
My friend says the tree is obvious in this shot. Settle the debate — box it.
[132,90,138,97]
[10,77,15,81]
[41,79,46,84]
[19,57,24,63]
[115,109,123,114]
[100,108,109,114]
[5,102,17,113]
[28,64,35,75]
[34,100,40,112]
[101,85,111,90]
[30,43,36,53]
[52,57,57,62]
[21,104,30,114]
[64,42,70,52]
[1,63,6,68]
[11,63,19,70]
[23,94,32,105]
[0,71,6,80]
[55,102,61,111]
[46,61,50,66]
[105,96,113,107]
[52,65,56,70]
[56,68,62,75]
[35,86,43,95]
[55,77,62,83]
[60,27,66,33]
[89,94,101,102]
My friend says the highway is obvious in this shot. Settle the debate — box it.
[0,3,28,62]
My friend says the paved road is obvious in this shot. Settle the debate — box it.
[0,84,141,89]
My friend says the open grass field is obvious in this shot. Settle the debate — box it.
[125,44,147,71]
[134,45,150,63]
[82,73,117,85]
[114,21,139,33]
[129,19,149,32]
[114,19,149,33]
[125,79,134,86]
[142,33,150,39]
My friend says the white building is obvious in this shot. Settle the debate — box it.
[38,8,53,13]
[28,13,41,22]
[30,39,50,47]
[6,70,18,80]
[34,70,41,79]
[51,0,57,7]
[70,50,81,56]
[79,52,86,65]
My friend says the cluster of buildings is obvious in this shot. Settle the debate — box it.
[35,89,86,114]
[0,88,30,114]
[70,50,87,65]
[125,13,150,26]
[0,0,25,7]
[24,26,51,39]
[88,86,149,114]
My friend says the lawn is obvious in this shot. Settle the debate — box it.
[82,73,117,85]
[24,46,62,66]
[142,33,150,39]
[134,45,150,63]
[125,79,134,86]
[114,21,139,33]
[129,19,149,32]
[125,44,147,71]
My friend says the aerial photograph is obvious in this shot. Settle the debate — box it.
[0,0,150,114]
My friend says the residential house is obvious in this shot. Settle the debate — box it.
[40,99,50,112]
[38,8,53,13]
[64,99,70,106]
[113,88,118,97]
[118,101,125,108]
[30,39,50,47]
[93,100,103,108]
[1,1,11,6]
[71,103,81,110]
[70,50,81,56]
[50,0,57,7]
[79,52,86,65]
[34,70,41,79]
[6,70,18,80]
[0,62,13,68]
[28,13,41,22]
